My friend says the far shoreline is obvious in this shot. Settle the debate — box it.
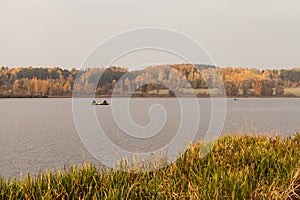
[0,95,299,99]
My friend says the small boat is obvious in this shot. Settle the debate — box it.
[92,100,109,105]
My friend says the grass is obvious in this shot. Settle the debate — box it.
[1,133,300,199]
[137,88,300,97]
[148,88,223,96]
[284,88,300,97]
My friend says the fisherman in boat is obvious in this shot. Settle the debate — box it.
[92,99,109,105]
[103,100,107,104]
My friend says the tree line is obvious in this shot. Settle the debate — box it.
[0,65,299,97]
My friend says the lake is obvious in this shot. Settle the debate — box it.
[0,98,299,178]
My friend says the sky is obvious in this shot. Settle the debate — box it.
[0,0,299,69]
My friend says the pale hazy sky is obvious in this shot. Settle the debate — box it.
[0,0,299,69]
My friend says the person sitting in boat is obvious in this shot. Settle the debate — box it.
[103,100,107,104]
[92,100,96,104]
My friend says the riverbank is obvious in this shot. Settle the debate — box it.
[1,133,300,199]
[1,95,300,98]
[0,94,49,98]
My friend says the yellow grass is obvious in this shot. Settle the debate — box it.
[284,88,300,97]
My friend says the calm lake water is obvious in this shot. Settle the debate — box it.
[0,98,299,178]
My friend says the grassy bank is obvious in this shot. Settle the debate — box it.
[0,94,48,98]
[1,134,300,199]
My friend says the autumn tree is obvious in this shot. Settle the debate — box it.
[224,80,238,97]
[12,80,20,95]
[62,81,71,95]
[254,80,262,96]
[261,80,274,96]
[40,80,49,95]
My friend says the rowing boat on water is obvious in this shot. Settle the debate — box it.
[92,100,109,105]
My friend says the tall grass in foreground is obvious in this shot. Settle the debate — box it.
[1,133,300,199]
